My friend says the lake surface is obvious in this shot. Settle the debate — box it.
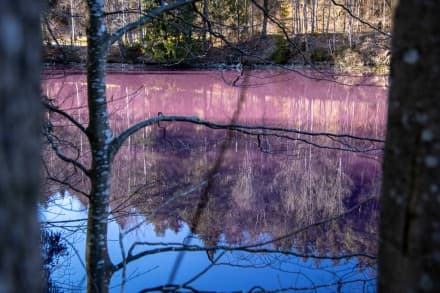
[41,69,387,292]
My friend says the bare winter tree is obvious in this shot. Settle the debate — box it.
[83,1,202,292]
[378,0,440,292]
[0,0,42,292]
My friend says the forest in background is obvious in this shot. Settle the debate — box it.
[42,0,392,71]
[2,0,440,292]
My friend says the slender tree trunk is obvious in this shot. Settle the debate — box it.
[0,0,42,292]
[321,0,326,34]
[261,0,268,37]
[296,0,301,33]
[291,0,295,33]
[378,0,440,292]
[333,9,336,51]
[121,0,127,44]
[85,1,114,292]
[236,0,240,41]
[202,0,209,51]
[326,2,331,34]
[303,0,308,51]
[348,0,354,48]
[311,0,316,34]
[250,0,254,35]
[244,0,248,38]
[356,0,360,33]
[70,0,75,45]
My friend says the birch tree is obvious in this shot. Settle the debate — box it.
[82,1,200,292]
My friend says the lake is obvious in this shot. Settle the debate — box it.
[41,69,387,292]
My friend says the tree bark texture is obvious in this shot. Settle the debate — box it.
[85,0,113,292]
[0,0,42,292]
[378,0,440,292]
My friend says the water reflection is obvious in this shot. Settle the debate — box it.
[41,69,386,292]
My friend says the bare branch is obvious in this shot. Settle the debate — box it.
[329,0,391,37]
[104,9,143,17]
[182,5,385,88]
[112,195,378,272]
[108,0,200,46]
[183,251,226,286]
[42,157,90,197]
[113,238,376,273]
[122,176,213,237]
[43,99,87,134]
[110,114,384,157]
[42,125,91,177]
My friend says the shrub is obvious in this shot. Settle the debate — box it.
[310,47,332,63]
[271,35,291,64]
[334,47,364,71]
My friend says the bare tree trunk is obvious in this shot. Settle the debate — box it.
[333,8,337,51]
[236,0,240,41]
[296,0,301,33]
[0,0,42,292]
[85,1,113,292]
[250,0,254,35]
[202,0,209,51]
[303,0,308,51]
[70,0,76,45]
[378,0,440,292]
[261,0,268,37]
[291,0,295,33]
[356,0,360,33]
[311,0,316,34]
[348,0,354,48]
[321,0,326,34]
[326,1,331,34]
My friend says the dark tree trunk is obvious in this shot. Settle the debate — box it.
[85,0,114,292]
[378,0,440,292]
[261,0,268,37]
[0,0,42,292]
[202,0,209,51]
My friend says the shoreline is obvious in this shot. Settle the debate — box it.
[43,62,389,76]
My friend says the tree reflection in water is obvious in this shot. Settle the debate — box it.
[41,69,386,292]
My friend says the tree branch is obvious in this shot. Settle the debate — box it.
[42,126,91,177]
[113,240,376,273]
[42,99,87,134]
[110,114,384,157]
[112,195,378,272]
[108,0,200,46]
[329,0,391,37]
[186,4,385,88]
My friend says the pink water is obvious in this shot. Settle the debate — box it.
[42,69,387,137]
[41,69,387,292]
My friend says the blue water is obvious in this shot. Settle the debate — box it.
[41,193,376,292]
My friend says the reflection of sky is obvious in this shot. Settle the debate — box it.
[41,194,376,292]
[41,69,383,292]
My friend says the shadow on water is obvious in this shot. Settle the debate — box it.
[40,69,387,292]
